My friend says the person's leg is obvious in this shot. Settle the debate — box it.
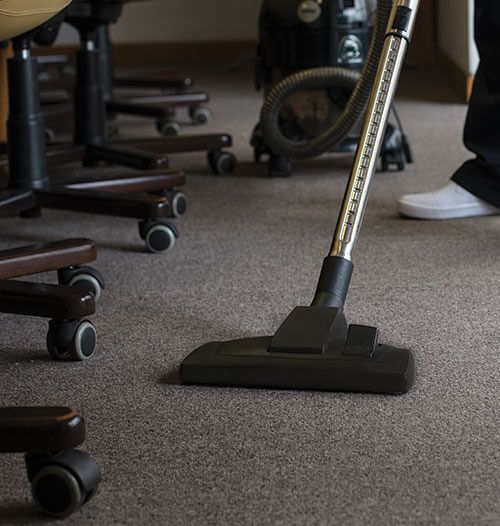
[398,0,500,219]
[452,0,500,206]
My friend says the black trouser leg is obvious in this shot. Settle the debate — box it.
[451,0,500,207]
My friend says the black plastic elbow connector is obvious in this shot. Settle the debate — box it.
[311,256,353,309]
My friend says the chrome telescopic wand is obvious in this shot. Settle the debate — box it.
[311,0,420,309]
[331,0,420,261]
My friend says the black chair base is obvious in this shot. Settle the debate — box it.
[36,17,236,168]
[106,92,213,137]
[96,25,213,135]
[115,134,237,175]
[114,70,193,92]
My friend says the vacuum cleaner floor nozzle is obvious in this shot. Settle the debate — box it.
[180,0,422,395]
[180,307,415,395]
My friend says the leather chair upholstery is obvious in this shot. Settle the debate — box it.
[0,0,71,40]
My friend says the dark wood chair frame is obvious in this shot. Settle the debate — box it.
[0,238,102,361]
[0,240,102,515]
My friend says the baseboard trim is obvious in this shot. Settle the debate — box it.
[437,48,474,103]
[34,40,257,66]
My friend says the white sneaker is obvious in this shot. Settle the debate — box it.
[397,181,500,220]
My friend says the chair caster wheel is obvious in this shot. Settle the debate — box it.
[253,145,266,164]
[208,150,237,175]
[156,119,182,137]
[379,149,406,172]
[106,121,120,139]
[45,128,56,143]
[148,189,187,218]
[47,319,97,361]
[27,450,101,518]
[58,266,105,302]
[189,105,212,125]
[138,220,178,253]
[167,189,187,218]
[31,465,84,517]
[250,123,267,163]
[268,155,292,177]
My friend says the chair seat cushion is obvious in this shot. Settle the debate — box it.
[0,0,71,41]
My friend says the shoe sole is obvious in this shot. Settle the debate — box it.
[397,201,500,220]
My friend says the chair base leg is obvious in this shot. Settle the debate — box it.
[0,190,37,218]
[117,134,232,154]
[36,186,172,220]
[85,144,169,170]
[113,73,193,92]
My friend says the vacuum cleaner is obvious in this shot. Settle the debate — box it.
[251,0,413,177]
[180,0,418,395]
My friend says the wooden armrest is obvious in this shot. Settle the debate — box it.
[0,238,96,280]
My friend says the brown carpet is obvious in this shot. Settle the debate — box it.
[0,63,499,525]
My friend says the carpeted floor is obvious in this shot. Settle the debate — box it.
[0,63,499,526]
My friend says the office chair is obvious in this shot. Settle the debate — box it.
[96,23,214,137]
[37,0,214,137]
[0,1,187,254]
[1,2,102,517]
[93,0,212,136]
[36,0,237,175]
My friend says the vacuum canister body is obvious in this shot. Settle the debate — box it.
[252,0,411,176]
[257,0,372,86]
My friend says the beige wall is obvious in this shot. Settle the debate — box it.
[57,0,480,75]
[58,0,262,44]
[437,0,478,74]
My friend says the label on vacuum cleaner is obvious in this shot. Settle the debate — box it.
[298,0,322,23]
